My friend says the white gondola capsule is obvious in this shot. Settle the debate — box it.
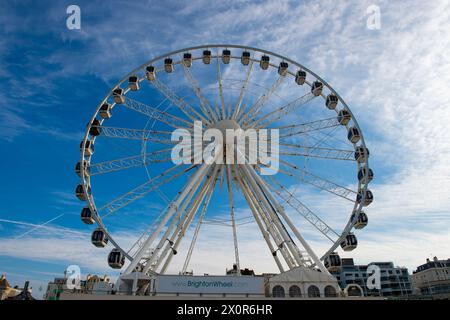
[91,228,108,248]
[80,206,95,225]
[351,211,368,229]
[108,249,125,269]
[222,49,231,64]
[357,189,373,206]
[358,167,374,184]
[278,62,289,76]
[311,81,323,96]
[241,51,251,65]
[202,50,211,64]
[164,58,174,73]
[260,55,270,70]
[354,146,370,163]
[80,140,94,156]
[75,160,90,177]
[89,119,101,137]
[337,109,351,125]
[128,75,140,91]
[326,94,339,110]
[145,65,156,81]
[324,252,341,271]
[112,88,125,104]
[75,184,91,201]
[347,127,361,143]
[99,103,112,119]
[340,234,358,251]
[295,70,306,85]
[183,53,192,67]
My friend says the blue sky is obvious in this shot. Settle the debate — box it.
[1,0,449,299]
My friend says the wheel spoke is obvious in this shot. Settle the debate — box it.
[90,149,173,176]
[249,92,315,129]
[233,61,254,120]
[239,76,285,126]
[277,117,340,138]
[122,96,192,130]
[150,78,210,124]
[97,125,175,144]
[216,53,226,119]
[264,175,340,242]
[277,159,357,201]
[280,143,355,161]
[239,76,285,127]
[182,62,218,122]
[99,164,196,218]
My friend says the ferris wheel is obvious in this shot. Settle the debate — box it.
[75,45,373,276]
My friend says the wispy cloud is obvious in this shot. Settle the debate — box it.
[0,0,449,280]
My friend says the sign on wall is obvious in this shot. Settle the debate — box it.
[154,275,264,294]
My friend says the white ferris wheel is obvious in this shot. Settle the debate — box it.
[75,45,373,276]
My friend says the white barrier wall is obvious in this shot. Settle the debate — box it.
[154,275,264,295]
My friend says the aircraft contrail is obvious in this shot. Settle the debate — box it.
[14,214,65,239]
[0,216,84,237]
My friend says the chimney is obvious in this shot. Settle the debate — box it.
[426,258,430,263]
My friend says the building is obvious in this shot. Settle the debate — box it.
[267,266,341,298]
[6,281,35,300]
[331,258,413,297]
[58,266,352,299]
[116,265,342,299]
[44,273,113,300]
[1,275,35,300]
[412,256,450,299]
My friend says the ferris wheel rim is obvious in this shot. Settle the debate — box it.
[78,44,371,271]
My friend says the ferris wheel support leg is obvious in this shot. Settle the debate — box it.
[247,166,330,274]
[239,166,299,269]
[240,175,295,269]
[242,165,308,268]
[235,172,285,273]
[181,169,219,274]
[157,185,207,273]
[123,161,214,275]
[226,164,241,274]
[147,178,204,273]
[141,165,212,274]
[160,166,220,274]
[245,182,293,269]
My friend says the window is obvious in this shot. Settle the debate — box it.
[347,285,363,297]
[324,285,337,297]
[272,285,285,298]
[308,285,320,298]
[289,285,301,298]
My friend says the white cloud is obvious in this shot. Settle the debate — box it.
[1,0,450,280]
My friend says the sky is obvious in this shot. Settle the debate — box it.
[0,0,450,299]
